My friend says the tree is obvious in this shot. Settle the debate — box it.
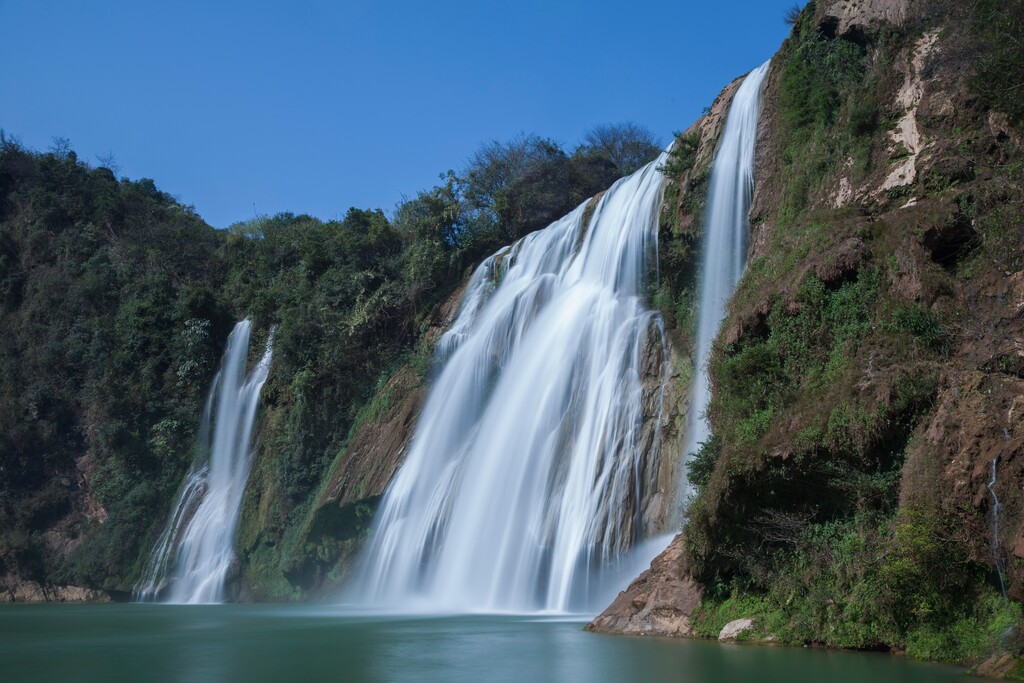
[577,122,662,175]
[461,134,565,212]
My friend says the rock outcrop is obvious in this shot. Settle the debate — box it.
[316,366,425,512]
[0,575,109,602]
[586,534,703,636]
[819,0,909,38]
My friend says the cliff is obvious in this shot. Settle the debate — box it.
[592,0,1024,671]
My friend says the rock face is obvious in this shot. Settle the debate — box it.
[722,0,1024,584]
[586,534,703,636]
[973,653,1024,680]
[688,77,744,167]
[316,366,425,511]
[638,321,690,535]
[819,0,909,37]
[0,575,109,602]
[314,275,470,515]
[596,0,1024,661]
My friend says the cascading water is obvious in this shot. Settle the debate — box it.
[989,454,1008,599]
[135,320,274,604]
[681,61,770,482]
[352,155,671,613]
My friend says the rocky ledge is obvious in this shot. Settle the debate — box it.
[585,534,702,637]
[1,574,110,602]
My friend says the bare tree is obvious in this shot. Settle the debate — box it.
[95,151,120,175]
[49,136,72,159]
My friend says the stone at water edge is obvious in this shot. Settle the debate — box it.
[1,575,110,602]
[585,534,703,637]
[718,618,755,641]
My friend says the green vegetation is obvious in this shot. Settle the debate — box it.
[655,130,707,352]
[462,125,660,247]
[0,135,230,589]
[775,1,888,224]
[695,508,1019,663]
[681,0,1024,667]
[580,123,662,176]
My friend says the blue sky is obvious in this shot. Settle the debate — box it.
[0,1,797,227]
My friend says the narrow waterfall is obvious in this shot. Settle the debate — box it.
[988,455,1008,598]
[681,61,770,479]
[135,320,274,604]
[352,155,670,613]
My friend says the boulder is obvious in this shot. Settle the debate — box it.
[718,618,755,641]
[585,534,703,637]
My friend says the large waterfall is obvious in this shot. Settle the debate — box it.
[353,155,670,613]
[681,61,770,475]
[136,319,274,604]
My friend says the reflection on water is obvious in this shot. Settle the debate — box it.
[0,605,970,683]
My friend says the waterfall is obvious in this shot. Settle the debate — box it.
[681,61,770,482]
[351,155,670,613]
[989,455,1008,599]
[135,319,274,604]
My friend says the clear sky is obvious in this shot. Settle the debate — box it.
[0,0,798,227]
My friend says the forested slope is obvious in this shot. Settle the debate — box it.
[0,127,659,598]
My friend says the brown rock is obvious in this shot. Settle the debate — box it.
[316,365,425,510]
[0,575,109,602]
[585,534,703,637]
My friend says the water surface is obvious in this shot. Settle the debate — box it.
[0,605,970,682]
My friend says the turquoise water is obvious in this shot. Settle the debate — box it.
[0,605,969,682]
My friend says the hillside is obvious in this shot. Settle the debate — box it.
[590,0,1024,673]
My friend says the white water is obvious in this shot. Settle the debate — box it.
[681,61,771,480]
[352,155,670,613]
[988,455,1008,598]
[135,320,274,604]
